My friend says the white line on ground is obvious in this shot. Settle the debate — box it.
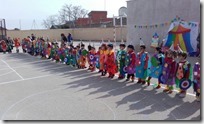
[1,58,35,62]
[0,75,52,85]
[0,71,14,77]
[1,88,62,120]
[0,60,52,71]
[98,100,116,120]
[1,60,25,80]
[0,69,78,85]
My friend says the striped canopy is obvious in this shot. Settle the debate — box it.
[165,24,194,52]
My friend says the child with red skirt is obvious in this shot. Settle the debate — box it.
[106,44,117,78]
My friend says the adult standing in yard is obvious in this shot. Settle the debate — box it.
[31,34,36,41]
[67,33,73,45]
[61,33,67,46]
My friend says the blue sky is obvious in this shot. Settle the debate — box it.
[0,0,127,30]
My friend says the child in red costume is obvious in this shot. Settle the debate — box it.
[0,40,7,54]
[14,38,21,53]
[106,44,117,78]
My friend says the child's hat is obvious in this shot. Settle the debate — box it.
[128,45,135,50]
[107,44,113,48]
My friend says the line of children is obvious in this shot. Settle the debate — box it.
[18,38,200,101]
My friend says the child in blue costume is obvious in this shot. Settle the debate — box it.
[136,45,149,84]
[71,47,77,67]
[76,45,81,68]
[146,47,164,87]
[116,44,127,79]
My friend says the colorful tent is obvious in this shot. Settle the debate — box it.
[164,24,194,53]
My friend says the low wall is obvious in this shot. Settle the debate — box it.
[7,27,127,42]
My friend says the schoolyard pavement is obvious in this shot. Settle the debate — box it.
[0,44,201,120]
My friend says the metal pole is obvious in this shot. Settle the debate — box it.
[120,17,123,42]
[4,19,6,39]
[19,19,21,30]
[0,20,3,40]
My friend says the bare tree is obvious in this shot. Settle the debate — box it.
[42,15,59,29]
[59,4,88,23]
[58,4,73,23]
[42,4,88,29]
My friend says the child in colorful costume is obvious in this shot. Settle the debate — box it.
[7,37,13,53]
[34,39,40,56]
[22,38,27,53]
[193,62,200,102]
[87,44,92,70]
[14,38,21,53]
[79,44,88,69]
[99,44,108,76]
[0,40,7,54]
[175,52,191,98]
[41,40,47,58]
[88,47,97,72]
[116,44,127,79]
[76,45,81,68]
[160,50,177,93]
[125,45,136,82]
[106,44,117,78]
[95,47,101,69]
[46,43,52,59]
[55,45,61,62]
[71,47,77,67]
[146,47,164,87]
[135,45,149,84]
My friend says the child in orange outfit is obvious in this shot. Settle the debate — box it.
[14,38,21,53]
[106,44,117,78]
[99,44,108,76]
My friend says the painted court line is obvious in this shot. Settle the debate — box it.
[0,60,52,71]
[1,60,25,80]
[0,75,52,85]
[3,58,36,62]
[0,71,14,77]
[1,87,62,120]
[0,69,77,85]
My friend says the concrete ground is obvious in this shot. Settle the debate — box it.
[0,42,201,120]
